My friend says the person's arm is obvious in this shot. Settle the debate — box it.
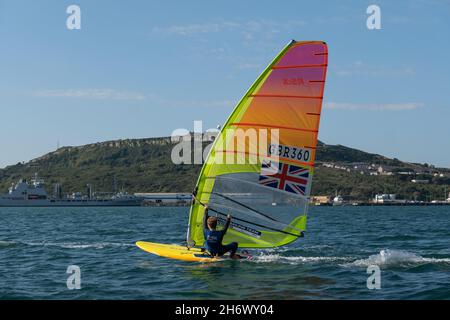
[223,214,231,233]
[202,205,209,229]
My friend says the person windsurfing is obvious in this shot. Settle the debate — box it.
[203,205,239,259]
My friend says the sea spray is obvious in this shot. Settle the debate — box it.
[345,249,450,268]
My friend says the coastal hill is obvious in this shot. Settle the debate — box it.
[0,137,448,201]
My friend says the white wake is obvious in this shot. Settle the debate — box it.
[344,249,450,267]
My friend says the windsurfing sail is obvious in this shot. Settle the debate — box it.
[187,40,328,248]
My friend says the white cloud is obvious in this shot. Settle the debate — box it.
[324,102,423,111]
[33,89,147,101]
[33,89,235,108]
[152,19,306,38]
[332,61,416,77]
[150,96,236,109]
[236,62,263,70]
[152,21,241,36]
[151,19,308,71]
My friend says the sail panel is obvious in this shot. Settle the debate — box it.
[274,42,327,67]
[238,97,322,136]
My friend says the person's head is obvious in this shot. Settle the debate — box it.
[207,216,218,230]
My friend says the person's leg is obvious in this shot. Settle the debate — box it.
[220,242,238,258]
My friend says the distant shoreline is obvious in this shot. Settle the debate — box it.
[313,202,450,207]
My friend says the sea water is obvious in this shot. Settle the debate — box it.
[0,206,449,299]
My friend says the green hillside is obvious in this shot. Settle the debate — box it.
[0,137,448,201]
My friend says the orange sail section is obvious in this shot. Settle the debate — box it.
[231,41,328,166]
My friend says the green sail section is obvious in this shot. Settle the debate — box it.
[187,40,328,248]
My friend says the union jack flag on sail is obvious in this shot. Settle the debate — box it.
[258,161,310,196]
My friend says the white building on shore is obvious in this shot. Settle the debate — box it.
[373,194,397,203]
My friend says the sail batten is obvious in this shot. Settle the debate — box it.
[187,40,328,248]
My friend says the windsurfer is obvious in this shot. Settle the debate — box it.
[203,205,239,259]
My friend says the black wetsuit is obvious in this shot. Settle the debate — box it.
[203,208,238,257]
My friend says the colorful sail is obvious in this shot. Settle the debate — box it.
[187,40,328,248]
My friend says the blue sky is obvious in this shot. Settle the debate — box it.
[0,0,449,168]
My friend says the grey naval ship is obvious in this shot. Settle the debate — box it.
[0,174,144,207]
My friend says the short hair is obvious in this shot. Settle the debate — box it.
[207,216,218,229]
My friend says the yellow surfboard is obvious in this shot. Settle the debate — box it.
[136,241,224,262]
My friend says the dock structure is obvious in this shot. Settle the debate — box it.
[136,193,192,206]
[133,192,450,207]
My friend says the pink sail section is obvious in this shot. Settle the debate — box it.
[274,42,327,68]
[236,41,328,164]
